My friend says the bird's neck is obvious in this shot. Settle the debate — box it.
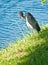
[21,15,25,20]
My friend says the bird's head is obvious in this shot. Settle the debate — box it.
[18,11,24,19]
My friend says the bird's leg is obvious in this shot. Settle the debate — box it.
[32,29,35,34]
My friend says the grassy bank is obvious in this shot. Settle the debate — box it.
[0,26,48,65]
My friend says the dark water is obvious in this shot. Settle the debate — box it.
[0,0,48,49]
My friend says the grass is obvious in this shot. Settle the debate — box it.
[0,26,48,65]
[41,0,46,3]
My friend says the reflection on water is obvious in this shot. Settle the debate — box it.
[0,0,48,49]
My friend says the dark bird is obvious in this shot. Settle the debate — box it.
[18,11,40,32]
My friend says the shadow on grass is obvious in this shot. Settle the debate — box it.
[17,41,48,65]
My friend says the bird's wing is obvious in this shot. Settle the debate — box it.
[26,14,40,29]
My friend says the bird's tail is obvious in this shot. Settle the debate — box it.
[36,23,40,33]
[37,27,40,33]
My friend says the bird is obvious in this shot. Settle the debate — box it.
[18,11,40,33]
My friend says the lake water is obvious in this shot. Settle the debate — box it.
[0,0,48,49]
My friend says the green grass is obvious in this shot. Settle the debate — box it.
[0,26,48,65]
[41,0,46,3]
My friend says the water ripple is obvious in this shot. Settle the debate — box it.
[0,0,48,49]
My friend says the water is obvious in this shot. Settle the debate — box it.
[0,0,48,49]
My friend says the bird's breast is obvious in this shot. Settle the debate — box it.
[26,17,32,28]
